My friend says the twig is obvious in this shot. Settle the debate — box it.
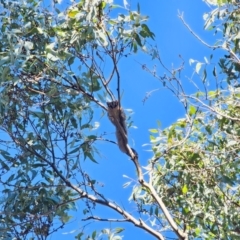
[179,12,240,64]
[105,31,122,105]
[82,216,128,222]
[178,12,221,50]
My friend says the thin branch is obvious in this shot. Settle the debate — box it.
[41,96,56,164]
[73,48,115,101]
[142,181,188,240]
[105,31,122,105]
[125,129,189,239]
[91,56,115,100]
[178,12,220,50]
[179,12,240,66]
[82,216,128,222]
[139,61,188,110]
[142,88,160,104]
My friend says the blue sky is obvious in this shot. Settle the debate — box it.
[45,0,221,239]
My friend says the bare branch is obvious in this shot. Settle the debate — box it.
[82,216,128,222]
[178,12,220,50]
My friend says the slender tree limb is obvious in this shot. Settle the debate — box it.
[73,47,115,100]
[105,31,122,105]
[178,12,220,50]
[142,181,188,240]
[179,11,240,65]
[82,216,128,222]
[135,156,189,239]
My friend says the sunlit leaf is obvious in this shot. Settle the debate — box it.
[149,129,158,133]
[189,105,197,116]
[196,62,203,74]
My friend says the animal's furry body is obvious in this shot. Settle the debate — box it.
[107,101,128,153]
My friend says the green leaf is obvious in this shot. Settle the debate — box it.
[213,66,217,76]
[85,152,98,163]
[208,90,218,98]
[87,135,97,140]
[131,41,138,53]
[0,159,10,171]
[81,123,90,129]
[149,135,156,141]
[149,129,158,133]
[195,91,204,97]
[195,228,201,237]
[177,120,186,128]
[202,68,207,82]
[189,59,196,65]
[196,62,203,74]
[154,207,158,216]
[189,105,197,116]
[7,174,15,182]
[220,175,235,186]
[61,214,72,223]
[141,23,155,39]
[150,206,153,215]
[47,52,59,62]
[92,230,97,239]
[67,9,79,18]
[32,163,48,168]
[31,170,38,180]
[204,56,209,64]
[205,125,212,134]
[99,1,106,9]
[183,207,190,214]
[69,147,80,154]
[133,33,142,46]
[182,185,188,194]
[68,56,75,66]
[91,77,101,92]
[70,117,78,128]
[123,181,131,188]
[115,228,124,234]
[75,232,84,240]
